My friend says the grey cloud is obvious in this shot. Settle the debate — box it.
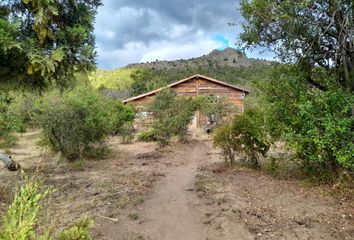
[94,0,249,68]
[95,0,241,48]
[104,0,241,29]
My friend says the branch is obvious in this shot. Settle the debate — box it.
[307,77,327,91]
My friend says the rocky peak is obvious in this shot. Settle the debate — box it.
[206,47,249,67]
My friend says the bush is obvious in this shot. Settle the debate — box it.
[0,179,94,240]
[0,92,23,148]
[7,92,38,130]
[137,129,158,142]
[195,95,237,126]
[36,86,134,161]
[263,66,354,179]
[57,217,93,240]
[106,102,135,135]
[150,89,196,147]
[0,179,51,240]
[119,123,135,144]
[0,91,40,148]
[287,89,354,177]
[214,108,271,167]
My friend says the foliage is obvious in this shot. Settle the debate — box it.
[119,123,135,144]
[214,108,271,167]
[137,129,158,142]
[0,179,94,240]
[36,86,134,161]
[0,93,17,148]
[130,68,170,96]
[57,217,93,240]
[150,89,197,147]
[104,100,135,135]
[0,179,52,240]
[89,68,135,92]
[195,95,238,126]
[240,0,354,90]
[263,66,354,176]
[239,1,354,179]
[7,91,39,129]
[0,0,102,89]
[0,91,25,148]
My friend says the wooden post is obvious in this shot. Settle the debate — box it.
[240,92,245,113]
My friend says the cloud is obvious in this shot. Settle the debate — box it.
[94,0,273,69]
[96,33,224,69]
[140,37,221,63]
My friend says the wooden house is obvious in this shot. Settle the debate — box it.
[123,74,250,128]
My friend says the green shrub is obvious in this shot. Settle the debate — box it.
[137,129,158,142]
[0,179,51,240]
[7,92,38,130]
[0,90,42,148]
[119,123,135,144]
[214,108,271,167]
[36,86,134,161]
[0,179,94,240]
[105,101,135,135]
[263,66,354,179]
[150,89,196,147]
[265,157,280,176]
[195,95,237,126]
[0,92,24,148]
[288,89,354,177]
[57,217,93,240]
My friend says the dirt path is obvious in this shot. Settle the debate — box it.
[136,140,208,240]
[97,139,256,240]
[98,140,214,240]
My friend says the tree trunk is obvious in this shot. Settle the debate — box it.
[0,153,20,171]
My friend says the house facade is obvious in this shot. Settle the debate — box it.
[123,74,250,128]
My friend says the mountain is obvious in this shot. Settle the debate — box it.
[127,48,270,70]
[89,48,274,98]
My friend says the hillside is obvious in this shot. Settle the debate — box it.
[127,47,270,70]
[89,48,274,98]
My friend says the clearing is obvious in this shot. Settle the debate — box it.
[0,130,353,239]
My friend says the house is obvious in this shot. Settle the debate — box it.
[123,74,250,128]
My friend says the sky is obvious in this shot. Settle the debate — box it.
[94,0,275,69]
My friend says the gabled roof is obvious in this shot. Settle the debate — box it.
[123,74,250,103]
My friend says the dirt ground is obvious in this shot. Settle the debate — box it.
[0,130,353,240]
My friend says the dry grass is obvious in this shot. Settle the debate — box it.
[196,162,354,240]
[0,130,171,235]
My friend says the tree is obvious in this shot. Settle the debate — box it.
[0,0,102,89]
[263,66,354,176]
[239,0,354,178]
[0,0,102,170]
[150,89,197,147]
[240,0,354,90]
[36,86,134,161]
[214,108,271,167]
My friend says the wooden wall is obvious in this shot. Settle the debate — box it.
[127,76,246,129]
[171,78,244,111]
